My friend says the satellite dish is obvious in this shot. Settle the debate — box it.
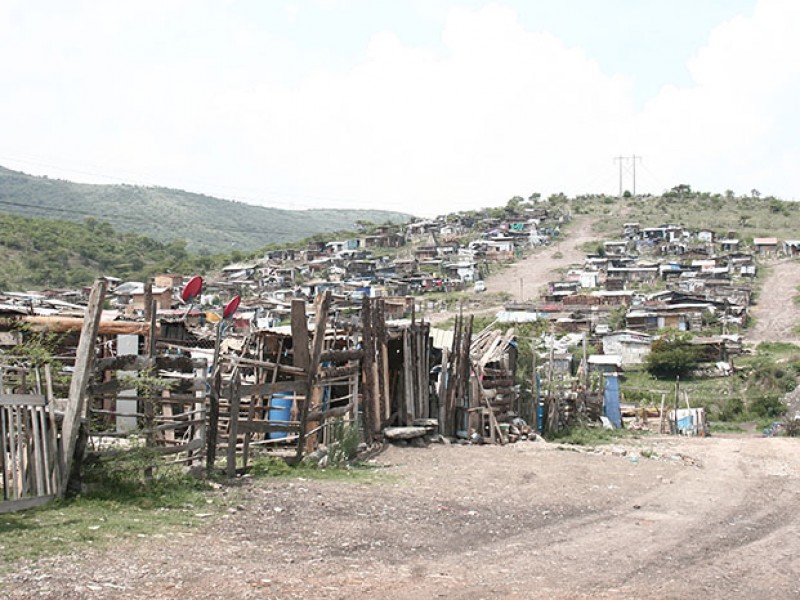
[223,295,241,319]
[181,276,203,302]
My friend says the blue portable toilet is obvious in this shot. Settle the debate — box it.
[603,374,622,429]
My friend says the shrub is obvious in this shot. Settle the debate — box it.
[645,334,702,378]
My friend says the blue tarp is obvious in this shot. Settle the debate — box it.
[603,374,622,429]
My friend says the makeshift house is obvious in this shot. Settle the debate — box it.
[783,240,800,256]
[753,237,778,255]
[601,330,652,365]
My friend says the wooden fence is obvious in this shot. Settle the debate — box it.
[0,365,63,513]
[86,355,209,467]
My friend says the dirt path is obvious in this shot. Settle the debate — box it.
[747,259,800,344]
[486,216,597,303]
[428,217,598,325]
[5,436,800,599]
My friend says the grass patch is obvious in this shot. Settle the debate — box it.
[0,467,213,566]
[709,421,747,433]
[0,451,391,569]
[547,426,647,446]
[249,456,394,484]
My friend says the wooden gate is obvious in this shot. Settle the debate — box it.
[0,366,63,513]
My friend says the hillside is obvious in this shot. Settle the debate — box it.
[0,166,411,253]
[0,212,227,289]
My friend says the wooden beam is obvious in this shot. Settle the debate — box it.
[21,316,151,336]
[225,370,242,478]
[295,292,331,461]
[0,394,46,407]
[291,299,311,373]
[59,279,107,498]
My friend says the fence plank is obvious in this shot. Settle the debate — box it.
[0,394,46,407]
[60,278,107,497]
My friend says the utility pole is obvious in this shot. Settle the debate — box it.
[613,155,643,197]
[614,155,626,197]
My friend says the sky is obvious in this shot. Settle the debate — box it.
[1,0,798,217]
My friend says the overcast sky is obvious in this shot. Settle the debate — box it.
[1,0,798,216]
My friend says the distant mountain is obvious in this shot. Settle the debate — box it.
[0,211,228,289]
[0,166,412,253]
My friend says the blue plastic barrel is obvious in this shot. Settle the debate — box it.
[269,393,294,440]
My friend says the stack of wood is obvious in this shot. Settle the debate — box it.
[465,326,519,444]
[439,314,473,438]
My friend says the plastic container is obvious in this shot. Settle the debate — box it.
[269,393,294,440]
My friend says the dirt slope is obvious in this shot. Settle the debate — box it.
[428,217,598,324]
[4,436,800,599]
[486,216,597,303]
[747,259,800,344]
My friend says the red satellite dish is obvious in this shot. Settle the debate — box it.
[181,276,203,302]
[223,295,241,319]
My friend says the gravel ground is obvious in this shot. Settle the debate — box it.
[4,435,800,599]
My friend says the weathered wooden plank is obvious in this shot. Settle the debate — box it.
[94,355,202,372]
[319,349,363,363]
[226,371,242,478]
[291,299,311,374]
[296,292,331,460]
[361,297,376,442]
[21,316,150,336]
[237,421,300,434]
[89,438,205,461]
[234,379,307,397]
[318,364,360,379]
[229,356,306,377]
[0,494,56,514]
[37,407,52,496]
[0,394,46,407]
[44,364,62,495]
[0,406,9,501]
[30,407,46,496]
[306,403,353,422]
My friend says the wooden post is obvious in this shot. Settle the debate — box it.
[206,369,221,474]
[225,369,241,478]
[143,299,157,480]
[375,299,390,422]
[361,297,376,443]
[295,292,331,462]
[291,300,311,374]
[673,376,680,435]
[59,278,107,498]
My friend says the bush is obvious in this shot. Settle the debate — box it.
[645,334,702,378]
[749,395,786,419]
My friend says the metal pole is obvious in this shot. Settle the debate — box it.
[212,320,224,372]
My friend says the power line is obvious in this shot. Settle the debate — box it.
[612,155,643,196]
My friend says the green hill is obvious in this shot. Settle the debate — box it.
[0,212,230,289]
[0,166,411,253]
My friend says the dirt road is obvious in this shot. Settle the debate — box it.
[5,436,800,599]
[486,216,597,303]
[428,217,598,324]
[747,259,800,344]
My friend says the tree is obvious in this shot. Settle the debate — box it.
[645,333,702,378]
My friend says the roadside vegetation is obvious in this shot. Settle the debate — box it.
[0,450,388,567]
